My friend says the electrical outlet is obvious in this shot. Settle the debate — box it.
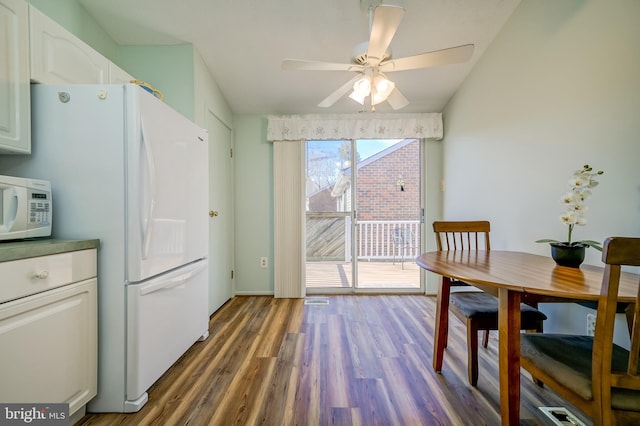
[587,313,596,336]
[260,257,268,268]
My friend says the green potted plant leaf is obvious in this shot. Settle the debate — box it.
[536,164,604,267]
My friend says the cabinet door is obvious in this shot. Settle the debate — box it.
[0,0,30,154]
[109,62,135,84]
[29,5,108,84]
[0,278,97,416]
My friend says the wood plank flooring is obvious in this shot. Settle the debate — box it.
[77,295,591,425]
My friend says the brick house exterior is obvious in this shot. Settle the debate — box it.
[355,139,420,221]
[309,139,420,219]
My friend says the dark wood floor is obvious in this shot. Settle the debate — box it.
[77,295,590,425]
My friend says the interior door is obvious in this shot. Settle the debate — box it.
[206,108,234,314]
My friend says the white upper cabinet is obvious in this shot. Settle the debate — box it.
[109,62,135,84]
[29,5,108,84]
[0,0,30,154]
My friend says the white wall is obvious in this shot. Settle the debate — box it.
[441,0,640,338]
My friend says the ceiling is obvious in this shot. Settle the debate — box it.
[79,0,521,115]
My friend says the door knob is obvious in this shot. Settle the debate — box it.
[209,210,219,217]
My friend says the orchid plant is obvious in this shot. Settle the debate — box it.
[536,164,605,251]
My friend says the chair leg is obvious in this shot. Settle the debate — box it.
[531,375,544,387]
[466,320,479,386]
[482,330,489,348]
[433,277,451,373]
[527,323,544,387]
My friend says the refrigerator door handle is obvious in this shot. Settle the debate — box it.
[140,118,156,260]
[137,261,207,296]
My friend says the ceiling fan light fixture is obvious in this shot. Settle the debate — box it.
[349,76,372,104]
[373,75,394,103]
[348,89,367,105]
[352,76,372,97]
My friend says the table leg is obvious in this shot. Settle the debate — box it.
[498,288,521,426]
[433,276,451,372]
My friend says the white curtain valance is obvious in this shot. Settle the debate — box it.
[267,113,443,141]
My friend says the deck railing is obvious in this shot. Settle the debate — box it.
[306,213,420,261]
[357,220,421,261]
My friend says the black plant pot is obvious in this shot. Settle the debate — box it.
[550,242,587,268]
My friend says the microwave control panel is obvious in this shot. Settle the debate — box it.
[28,189,52,228]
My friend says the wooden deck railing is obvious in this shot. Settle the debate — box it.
[306,213,420,261]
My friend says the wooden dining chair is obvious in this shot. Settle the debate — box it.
[432,220,547,386]
[521,236,640,425]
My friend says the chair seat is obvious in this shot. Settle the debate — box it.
[450,291,547,325]
[521,334,640,412]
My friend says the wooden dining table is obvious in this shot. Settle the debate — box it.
[416,250,639,425]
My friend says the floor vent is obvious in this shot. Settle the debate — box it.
[304,296,330,305]
[539,407,586,426]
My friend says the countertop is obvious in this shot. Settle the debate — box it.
[0,238,100,262]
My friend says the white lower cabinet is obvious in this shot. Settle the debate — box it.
[0,248,98,419]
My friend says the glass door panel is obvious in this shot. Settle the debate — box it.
[305,140,353,290]
[354,139,421,290]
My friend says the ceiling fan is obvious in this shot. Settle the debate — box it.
[282,0,474,111]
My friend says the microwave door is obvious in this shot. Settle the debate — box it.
[0,183,27,240]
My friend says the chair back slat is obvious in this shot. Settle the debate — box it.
[627,281,640,375]
[433,221,490,251]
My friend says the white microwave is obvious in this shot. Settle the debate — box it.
[0,175,52,241]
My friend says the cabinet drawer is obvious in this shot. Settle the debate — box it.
[0,248,97,303]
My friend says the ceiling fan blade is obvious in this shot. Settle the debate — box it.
[380,44,475,72]
[367,4,405,65]
[318,74,362,108]
[282,59,363,72]
[386,87,409,110]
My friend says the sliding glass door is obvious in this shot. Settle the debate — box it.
[305,140,353,289]
[305,139,422,293]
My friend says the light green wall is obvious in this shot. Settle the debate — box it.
[118,45,196,120]
[441,0,640,340]
[28,0,118,61]
[233,115,273,294]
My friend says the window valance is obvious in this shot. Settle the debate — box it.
[267,113,442,141]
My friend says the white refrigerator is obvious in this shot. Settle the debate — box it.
[0,84,210,412]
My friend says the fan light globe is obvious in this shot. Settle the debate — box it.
[348,90,367,105]
[349,76,372,104]
[353,77,371,96]
[372,75,395,105]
